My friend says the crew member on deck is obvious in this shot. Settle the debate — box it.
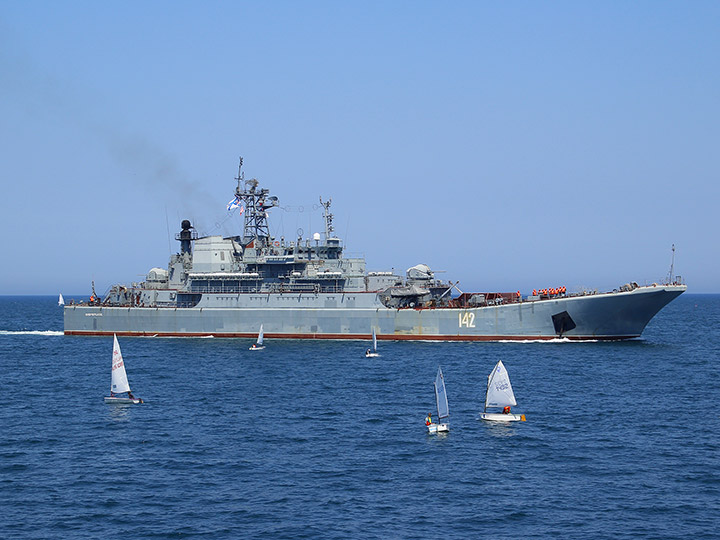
[425,413,432,426]
[503,406,511,414]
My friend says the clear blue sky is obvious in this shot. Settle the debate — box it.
[1,1,718,295]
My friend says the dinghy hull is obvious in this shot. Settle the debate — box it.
[480,412,525,422]
[427,423,449,433]
[104,396,142,404]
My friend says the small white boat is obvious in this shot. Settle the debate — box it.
[249,324,265,350]
[426,366,449,433]
[480,360,525,422]
[104,334,143,404]
[365,327,380,357]
[58,293,64,306]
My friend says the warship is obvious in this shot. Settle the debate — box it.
[64,159,686,341]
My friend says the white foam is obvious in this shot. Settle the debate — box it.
[496,337,599,344]
[0,330,64,336]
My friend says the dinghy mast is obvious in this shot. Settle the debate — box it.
[483,362,499,413]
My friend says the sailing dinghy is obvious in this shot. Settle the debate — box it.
[426,366,449,433]
[58,293,64,306]
[249,324,265,350]
[480,360,525,422]
[104,334,143,404]
[365,327,380,357]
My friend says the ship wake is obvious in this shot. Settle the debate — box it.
[0,330,64,336]
[496,337,599,344]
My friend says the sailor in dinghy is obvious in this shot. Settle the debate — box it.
[480,360,525,422]
[104,334,143,404]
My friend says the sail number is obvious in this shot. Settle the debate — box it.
[458,312,476,328]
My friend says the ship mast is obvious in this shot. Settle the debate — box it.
[320,196,334,241]
[234,157,278,247]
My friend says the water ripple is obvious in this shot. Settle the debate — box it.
[0,295,719,539]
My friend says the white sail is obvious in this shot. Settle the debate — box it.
[110,334,131,394]
[372,327,377,352]
[485,360,517,410]
[257,324,264,346]
[58,293,64,306]
[434,366,449,420]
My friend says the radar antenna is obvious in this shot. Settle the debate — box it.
[234,157,245,196]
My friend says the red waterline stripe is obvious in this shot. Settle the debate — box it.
[64,330,636,341]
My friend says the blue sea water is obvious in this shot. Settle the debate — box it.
[1,295,719,539]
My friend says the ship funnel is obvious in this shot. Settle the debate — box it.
[178,220,196,255]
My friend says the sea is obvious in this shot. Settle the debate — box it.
[1,294,718,540]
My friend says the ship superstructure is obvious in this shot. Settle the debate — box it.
[64,159,686,340]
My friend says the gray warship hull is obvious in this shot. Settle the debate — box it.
[64,284,685,340]
[63,158,686,340]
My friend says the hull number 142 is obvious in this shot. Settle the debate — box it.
[458,312,476,328]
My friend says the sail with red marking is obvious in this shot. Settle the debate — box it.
[110,334,131,394]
